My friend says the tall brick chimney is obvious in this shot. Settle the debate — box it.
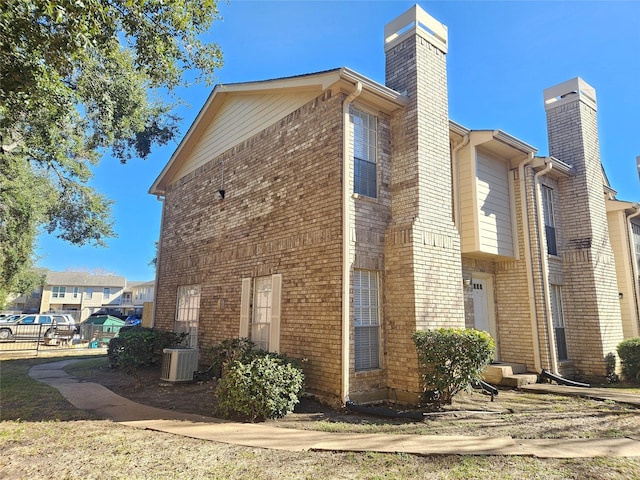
[543,78,624,376]
[383,5,465,399]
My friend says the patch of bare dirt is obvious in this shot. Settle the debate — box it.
[76,361,640,439]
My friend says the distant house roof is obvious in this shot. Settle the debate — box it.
[45,272,126,288]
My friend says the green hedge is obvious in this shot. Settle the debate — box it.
[413,328,495,408]
[617,337,640,384]
[107,327,187,383]
[206,337,256,378]
[216,351,304,422]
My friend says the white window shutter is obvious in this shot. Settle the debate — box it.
[269,274,282,353]
[239,277,251,338]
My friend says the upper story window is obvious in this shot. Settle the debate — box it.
[103,288,111,301]
[52,286,66,298]
[632,222,640,274]
[352,108,377,198]
[86,288,93,300]
[73,287,79,298]
[541,186,558,256]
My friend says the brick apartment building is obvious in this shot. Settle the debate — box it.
[150,5,640,403]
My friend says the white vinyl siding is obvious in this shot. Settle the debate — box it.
[175,285,201,348]
[458,146,476,250]
[173,92,319,183]
[239,274,282,352]
[475,151,514,257]
[353,270,380,371]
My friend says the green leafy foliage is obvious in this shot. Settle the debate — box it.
[0,0,223,295]
[413,328,495,408]
[216,351,305,422]
[617,337,640,384]
[206,337,257,379]
[107,327,187,384]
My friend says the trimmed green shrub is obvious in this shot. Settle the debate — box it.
[107,327,187,383]
[617,337,640,384]
[413,328,495,408]
[206,337,256,378]
[215,352,304,422]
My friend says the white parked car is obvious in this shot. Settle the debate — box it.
[0,314,77,343]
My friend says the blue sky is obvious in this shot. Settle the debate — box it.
[35,0,640,281]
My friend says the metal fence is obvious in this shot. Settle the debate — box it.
[0,324,124,354]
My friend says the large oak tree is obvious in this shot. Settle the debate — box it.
[0,0,223,303]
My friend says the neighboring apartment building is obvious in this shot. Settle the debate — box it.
[120,280,155,317]
[39,271,127,322]
[150,5,639,403]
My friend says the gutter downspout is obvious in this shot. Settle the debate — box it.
[626,206,640,338]
[518,154,542,373]
[533,160,559,375]
[451,135,470,232]
[151,194,166,329]
[341,81,362,404]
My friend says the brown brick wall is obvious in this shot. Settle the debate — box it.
[547,97,624,377]
[156,91,346,397]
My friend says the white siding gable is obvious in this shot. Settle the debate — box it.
[476,150,514,257]
[173,91,319,183]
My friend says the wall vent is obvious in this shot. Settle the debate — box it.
[161,348,199,382]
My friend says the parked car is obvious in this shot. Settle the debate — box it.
[124,314,142,327]
[0,314,76,343]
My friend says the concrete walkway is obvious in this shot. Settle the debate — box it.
[29,360,640,459]
[519,383,640,407]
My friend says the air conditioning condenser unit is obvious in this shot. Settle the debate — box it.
[161,348,199,382]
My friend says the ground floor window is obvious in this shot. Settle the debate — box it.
[354,269,380,371]
[240,274,282,352]
[175,285,201,348]
[550,284,568,361]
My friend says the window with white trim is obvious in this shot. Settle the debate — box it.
[240,274,282,352]
[52,286,66,298]
[550,284,568,361]
[175,285,201,348]
[103,288,111,301]
[541,186,558,256]
[352,108,378,198]
[86,288,93,300]
[353,269,380,371]
[73,287,79,299]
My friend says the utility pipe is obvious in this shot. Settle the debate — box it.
[626,206,640,338]
[151,195,166,329]
[341,81,362,404]
[533,160,559,375]
[451,134,470,232]
[518,154,542,373]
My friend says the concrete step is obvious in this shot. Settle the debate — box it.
[501,374,539,387]
[483,363,537,387]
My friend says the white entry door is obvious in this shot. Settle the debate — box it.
[472,279,490,333]
[472,277,498,359]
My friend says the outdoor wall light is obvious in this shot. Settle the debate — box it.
[214,189,225,200]
[619,292,623,300]
[463,277,472,288]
